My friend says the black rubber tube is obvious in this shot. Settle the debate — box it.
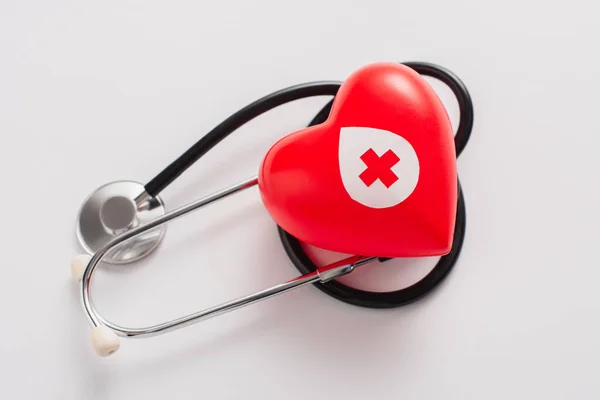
[144,82,342,197]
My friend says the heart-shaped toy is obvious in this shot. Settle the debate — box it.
[258,62,457,258]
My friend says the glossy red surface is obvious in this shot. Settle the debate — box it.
[258,63,457,258]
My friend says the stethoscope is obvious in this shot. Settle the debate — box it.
[70,61,473,357]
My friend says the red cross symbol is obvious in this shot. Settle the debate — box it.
[359,148,400,188]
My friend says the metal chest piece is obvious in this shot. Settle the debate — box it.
[76,181,167,264]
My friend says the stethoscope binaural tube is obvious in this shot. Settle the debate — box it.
[71,61,473,357]
[81,177,377,340]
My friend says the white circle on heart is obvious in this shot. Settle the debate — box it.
[338,126,420,209]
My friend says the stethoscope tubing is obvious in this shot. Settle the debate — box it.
[143,82,343,198]
[79,61,473,343]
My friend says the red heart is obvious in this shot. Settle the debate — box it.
[258,63,457,258]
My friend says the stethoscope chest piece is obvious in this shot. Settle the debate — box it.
[76,180,166,264]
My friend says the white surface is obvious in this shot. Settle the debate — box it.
[1,1,599,399]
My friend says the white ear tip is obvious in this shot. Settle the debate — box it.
[71,254,91,282]
[91,325,120,357]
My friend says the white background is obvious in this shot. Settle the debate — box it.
[1,1,598,399]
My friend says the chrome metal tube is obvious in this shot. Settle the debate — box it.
[81,176,259,328]
[80,175,376,340]
[99,268,320,338]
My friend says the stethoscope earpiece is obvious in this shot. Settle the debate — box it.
[71,61,473,357]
